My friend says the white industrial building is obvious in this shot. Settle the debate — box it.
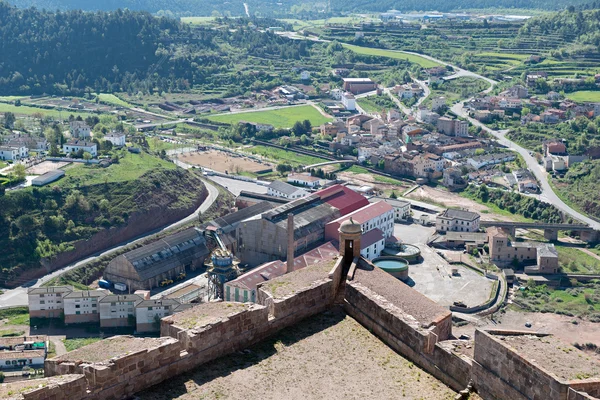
[267,180,309,199]
[341,92,356,111]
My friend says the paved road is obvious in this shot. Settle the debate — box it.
[207,175,267,196]
[451,101,600,229]
[0,178,219,309]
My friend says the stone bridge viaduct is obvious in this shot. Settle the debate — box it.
[479,221,598,242]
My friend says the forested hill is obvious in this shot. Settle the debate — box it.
[0,3,312,96]
[0,1,189,95]
[520,8,600,47]
[4,0,596,16]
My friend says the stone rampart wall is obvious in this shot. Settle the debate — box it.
[343,280,471,392]
[473,329,568,400]
[18,375,87,400]
[42,274,335,400]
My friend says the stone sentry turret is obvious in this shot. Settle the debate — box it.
[338,217,362,262]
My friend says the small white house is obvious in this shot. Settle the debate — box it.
[0,146,28,161]
[300,71,311,80]
[104,132,126,147]
[287,173,322,188]
[69,121,91,138]
[330,88,343,100]
[63,141,97,157]
[267,180,309,199]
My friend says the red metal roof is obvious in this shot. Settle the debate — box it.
[360,228,385,248]
[316,184,369,216]
[226,242,339,291]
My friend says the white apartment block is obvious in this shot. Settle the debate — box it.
[63,290,105,324]
[135,299,180,333]
[28,286,73,318]
[99,294,143,328]
[342,92,356,111]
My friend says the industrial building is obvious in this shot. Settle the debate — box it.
[235,190,289,209]
[342,78,377,94]
[224,241,338,303]
[324,201,395,242]
[104,228,209,290]
[236,185,368,266]
[31,169,65,186]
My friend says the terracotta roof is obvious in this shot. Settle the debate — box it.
[226,242,339,291]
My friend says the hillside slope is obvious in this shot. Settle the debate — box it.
[0,166,207,287]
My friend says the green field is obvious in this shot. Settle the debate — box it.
[356,95,397,114]
[556,245,600,274]
[147,137,178,152]
[0,307,30,326]
[566,91,600,103]
[246,145,327,166]
[0,161,7,169]
[515,280,600,320]
[0,102,91,118]
[207,105,332,129]
[344,165,408,186]
[0,95,26,102]
[59,151,175,186]
[181,16,215,25]
[341,44,441,68]
[97,93,133,108]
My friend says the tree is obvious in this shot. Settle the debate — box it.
[390,191,398,199]
[0,371,4,383]
[83,152,93,163]
[10,164,26,182]
[3,112,15,129]
[302,119,312,134]
[292,121,307,136]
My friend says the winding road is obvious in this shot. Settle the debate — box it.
[451,101,600,229]
[0,177,219,309]
[312,40,596,229]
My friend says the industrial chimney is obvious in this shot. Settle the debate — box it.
[287,213,294,274]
